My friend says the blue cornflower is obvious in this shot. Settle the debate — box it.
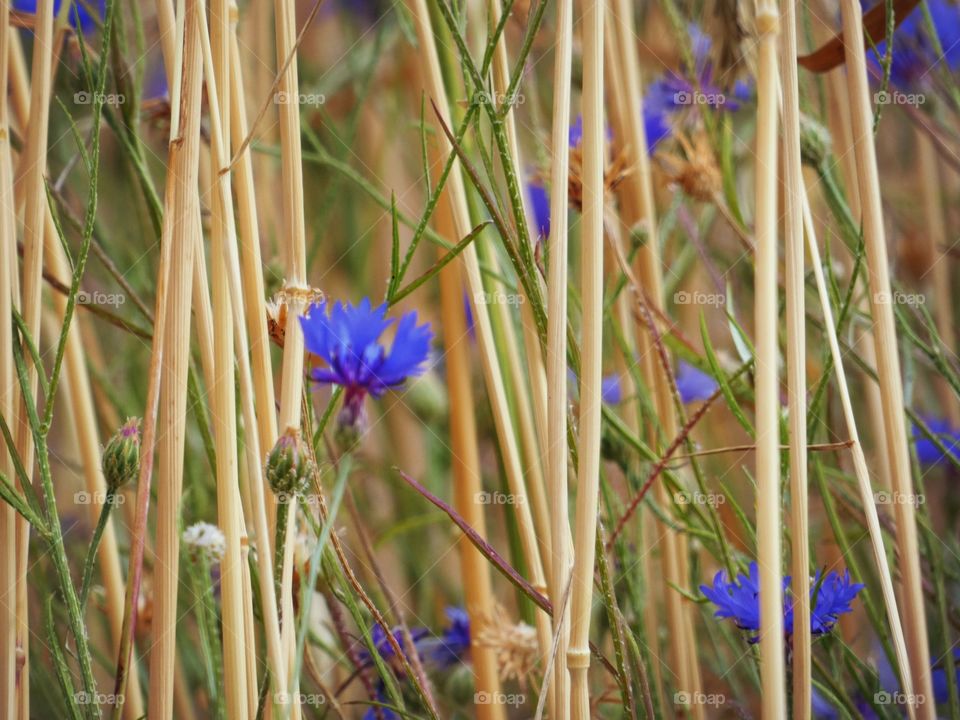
[807,569,865,635]
[676,361,718,403]
[361,681,399,720]
[301,299,433,427]
[643,24,752,144]
[358,622,430,671]
[14,0,104,33]
[912,415,960,466]
[422,606,471,669]
[526,181,551,241]
[700,562,863,643]
[601,375,623,405]
[865,0,960,88]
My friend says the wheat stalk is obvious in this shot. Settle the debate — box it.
[754,1,786,715]
[0,2,17,716]
[839,1,934,713]
[567,0,605,714]
[273,0,310,711]
[11,1,55,715]
[542,0,574,710]
[800,180,917,720]
[779,0,809,715]
[201,2,253,716]
[146,0,205,713]
[201,4,291,715]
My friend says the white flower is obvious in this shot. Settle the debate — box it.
[182,522,226,560]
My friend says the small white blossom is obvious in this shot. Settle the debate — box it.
[182,522,226,560]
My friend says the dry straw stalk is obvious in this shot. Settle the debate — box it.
[754,1,786,716]
[839,0,934,713]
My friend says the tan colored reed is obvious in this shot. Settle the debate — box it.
[11,2,54,716]
[568,0,605,715]
[839,1,934,713]
[544,0,574,709]
[754,2,787,716]
[779,0,810,715]
[0,4,16,717]
[146,0,205,714]
[800,181,916,717]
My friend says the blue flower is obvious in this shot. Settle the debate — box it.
[424,606,471,669]
[361,681,400,720]
[700,562,863,643]
[865,0,960,88]
[358,622,430,670]
[807,569,865,635]
[601,375,623,405]
[676,361,718,403]
[526,181,551,240]
[14,0,104,33]
[301,299,433,423]
[912,415,960,466]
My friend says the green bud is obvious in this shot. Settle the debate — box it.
[102,418,141,492]
[265,427,315,499]
[799,112,832,168]
[443,664,476,706]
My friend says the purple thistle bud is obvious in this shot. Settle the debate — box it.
[101,417,140,492]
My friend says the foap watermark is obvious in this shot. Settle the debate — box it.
[75,692,124,706]
[874,690,926,707]
[473,90,525,108]
[874,90,925,106]
[873,290,925,307]
[875,490,925,507]
[474,290,525,306]
[673,90,726,107]
[274,91,326,107]
[74,91,126,106]
[475,491,525,506]
[74,490,125,506]
[674,691,726,707]
[77,290,126,307]
[274,692,327,707]
[675,491,725,508]
[674,290,725,307]
[474,691,525,706]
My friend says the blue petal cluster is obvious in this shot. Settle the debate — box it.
[700,562,863,643]
[676,361,718,404]
[912,415,960,466]
[14,0,104,32]
[300,299,433,401]
[865,0,960,88]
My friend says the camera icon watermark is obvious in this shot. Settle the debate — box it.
[74,91,126,106]
[874,690,925,706]
[475,491,525,506]
[673,90,726,107]
[874,490,924,507]
[674,691,725,707]
[873,290,925,307]
[77,290,126,307]
[474,691,525,706]
[74,490,125,506]
[674,491,725,508]
[874,90,925,106]
[474,290,525,306]
[674,290,725,307]
[274,691,326,706]
[274,91,326,107]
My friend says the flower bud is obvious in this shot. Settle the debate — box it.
[102,417,141,492]
[265,427,315,497]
